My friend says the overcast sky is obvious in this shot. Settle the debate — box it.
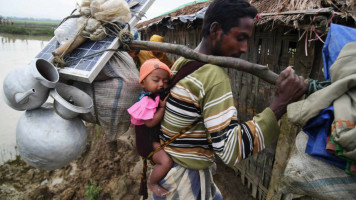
[0,0,194,21]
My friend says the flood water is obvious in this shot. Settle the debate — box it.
[0,33,52,164]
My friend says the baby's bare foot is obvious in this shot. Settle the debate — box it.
[148,183,170,197]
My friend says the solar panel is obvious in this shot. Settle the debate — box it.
[35,0,155,83]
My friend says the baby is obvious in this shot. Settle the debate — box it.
[127,58,173,197]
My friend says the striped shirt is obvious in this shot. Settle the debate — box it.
[161,57,280,170]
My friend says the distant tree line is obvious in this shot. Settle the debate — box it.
[0,15,60,23]
[0,15,59,36]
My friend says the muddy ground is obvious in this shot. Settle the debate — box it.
[0,123,255,200]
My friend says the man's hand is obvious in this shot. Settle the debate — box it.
[269,67,308,120]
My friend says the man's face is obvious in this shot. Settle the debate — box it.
[212,17,254,58]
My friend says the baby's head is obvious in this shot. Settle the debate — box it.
[139,58,171,93]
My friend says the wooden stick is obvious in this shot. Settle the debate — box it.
[266,114,299,200]
[124,40,279,85]
[52,35,87,57]
[52,17,89,58]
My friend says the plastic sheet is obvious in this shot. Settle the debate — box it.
[322,23,356,80]
[54,18,79,45]
[90,0,131,23]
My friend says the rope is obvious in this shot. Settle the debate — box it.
[58,14,81,26]
[65,48,119,64]
[99,20,133,49]
[118,29,133,51]
[52,16,90,68]
[307,79,331,95]
[62,24,134,64]
[52,14,134,68]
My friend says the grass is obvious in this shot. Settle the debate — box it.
[85,179,102,200]
[14,20,59,26]
[0,25,54,36]
[0,20,59,36]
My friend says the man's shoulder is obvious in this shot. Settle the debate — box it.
[192,62,228,84]
[175,60,230,92]
[171,57,191,72]
[173,57,227,77]
[199,63,226,75]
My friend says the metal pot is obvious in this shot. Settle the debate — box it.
[16,83,93,170]
[50,83,93,119]
[2,58,59,111]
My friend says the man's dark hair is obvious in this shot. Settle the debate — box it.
[201,0,258,38]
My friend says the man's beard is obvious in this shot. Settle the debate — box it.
[213,36,241,58]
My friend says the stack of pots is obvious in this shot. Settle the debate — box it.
[2,59,93,170]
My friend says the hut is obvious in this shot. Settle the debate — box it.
[136,0,356,199]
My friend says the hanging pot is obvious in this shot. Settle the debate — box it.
[2,58,59,111]
[16,83,93,170]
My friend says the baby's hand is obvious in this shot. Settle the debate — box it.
[159,93,170,108]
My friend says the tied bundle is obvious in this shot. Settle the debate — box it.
[52,0,131,67]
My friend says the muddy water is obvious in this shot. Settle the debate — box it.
[0,33,52,164]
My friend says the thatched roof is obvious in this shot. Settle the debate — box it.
[136,1,211,29]
[252,0,356,28]
[251,0,354,13]
[136,0,356,31]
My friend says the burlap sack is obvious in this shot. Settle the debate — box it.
[280,132,356,199]
[74,51,141,140]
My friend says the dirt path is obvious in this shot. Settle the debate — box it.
[0,123,256,200]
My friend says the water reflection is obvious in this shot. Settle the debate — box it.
[0,33,52,164]
[0,34,53,50]
[1,33,51,42]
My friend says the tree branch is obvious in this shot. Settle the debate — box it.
[123,40,279,85]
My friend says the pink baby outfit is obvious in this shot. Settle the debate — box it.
[127,93,161,158]
[128,95,160,125]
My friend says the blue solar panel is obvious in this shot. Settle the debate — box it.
[35,0,153,83]
[36,37,57,61]
[35,34,118,83]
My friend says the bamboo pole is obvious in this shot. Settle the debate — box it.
[266,114,299,200]
[123,40,279,85]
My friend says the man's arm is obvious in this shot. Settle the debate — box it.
[203,67,307,167]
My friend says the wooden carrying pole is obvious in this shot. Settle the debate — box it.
[123,40,279,85]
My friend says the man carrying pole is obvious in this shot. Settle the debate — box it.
[154,0,308,199]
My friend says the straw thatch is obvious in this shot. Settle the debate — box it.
[136,0,356,31]
[251,0,356,29]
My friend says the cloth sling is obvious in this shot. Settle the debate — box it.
[139,60,206,199]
